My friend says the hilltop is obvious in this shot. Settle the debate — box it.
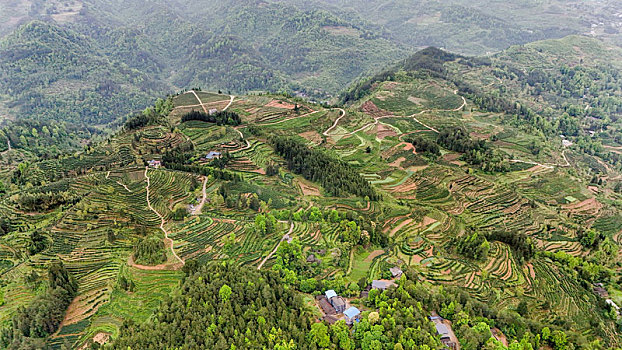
[0,34,621,349]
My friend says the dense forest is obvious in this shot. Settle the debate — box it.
[111,264,314,349]
[271,136,379,200]
[181,110,242,126]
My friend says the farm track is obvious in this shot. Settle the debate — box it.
[322,108,346,136]
[258,110,321,126]
[193,176,208,215]
[324,92,467,137]
[143,167,184,268]
[510,150,571,169]
[257,221,294,270]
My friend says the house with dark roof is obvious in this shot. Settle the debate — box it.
[431,315,457,350]
[593,283,608,298]
[371,280,396,290]
[322,315,339,325]
[324,289,346,313]
[317,296,336,315]
[331,296,346,313]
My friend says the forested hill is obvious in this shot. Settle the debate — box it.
[2,0,622,131]
[0,21,164,126]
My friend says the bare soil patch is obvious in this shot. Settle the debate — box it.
[376,123,398,139]
[266,100,296,109]
[299,130,323,144]
[388,157,406,169]
[299,181,321,196]
[365,250,385,262]
[390,218,413,237]
[407,96,428,105]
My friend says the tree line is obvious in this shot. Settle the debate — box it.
[271,136,380,200]
[1,261,78,349]
[181,110,241,126]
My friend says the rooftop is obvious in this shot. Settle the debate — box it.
[205,151,222,159]
[344,307,360,319]
[331,297,346,307]
[325,290,337,299]
[435,323,450,336]
[371,280,395,290]
[389,266,403,277]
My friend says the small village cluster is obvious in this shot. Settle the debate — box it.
[315,266,459,349]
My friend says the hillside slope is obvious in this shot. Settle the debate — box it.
[0,36,621,348]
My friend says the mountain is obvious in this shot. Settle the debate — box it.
[0,35,621,349]
[2,0,622,132]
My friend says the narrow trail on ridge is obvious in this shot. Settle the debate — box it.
[257,221,294,270]
[144,167,184,267]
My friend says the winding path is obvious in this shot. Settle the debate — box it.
[186,90,235,113]
[257,221,294,270]
[144,167,184,267]
[223,95,235,111]
[0,140,10,156]
[192,176,208,215]
[323,92,466,137]
[510,150,571,169]
[322,108,346,136]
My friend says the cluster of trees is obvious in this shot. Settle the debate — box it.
[405,135,441,157]
[133,237,167,266]
[110,262,595,350]
[167,162,243,182]
[1,261,77,348]
[0,119,89,159]
[181,110,241,126]
[254,214,278,235]
[0,217,14,236]
[274,206,388,248]
[438,127,510,172]
[118,275,136,292]
[124,97,174,130]
[27,231,48,255]
[218,184,262,210]
[15,190,81,212]
[487,230,535,263]
[453,231,490,261]
[111,263,314,349]
[271,137,380,200]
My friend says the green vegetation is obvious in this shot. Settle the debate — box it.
[0,30,622,350]
[133,237,167,266]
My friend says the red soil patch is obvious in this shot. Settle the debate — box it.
[492,328,508,347]
[470,131,491,140]
[383,82,402,90]
[562,197,602,214]
[376,123,398,139]
[421,216,437,227]
[299,130,323,144]
[365,250,385,262]
[442,153,460,162]
[390,218,413,237]
[299,181,321,196]
[526,263,536,279]
[390,179,418,194]
[388,157,406,169]
[360,100,389,118]
[266,100,296,109]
